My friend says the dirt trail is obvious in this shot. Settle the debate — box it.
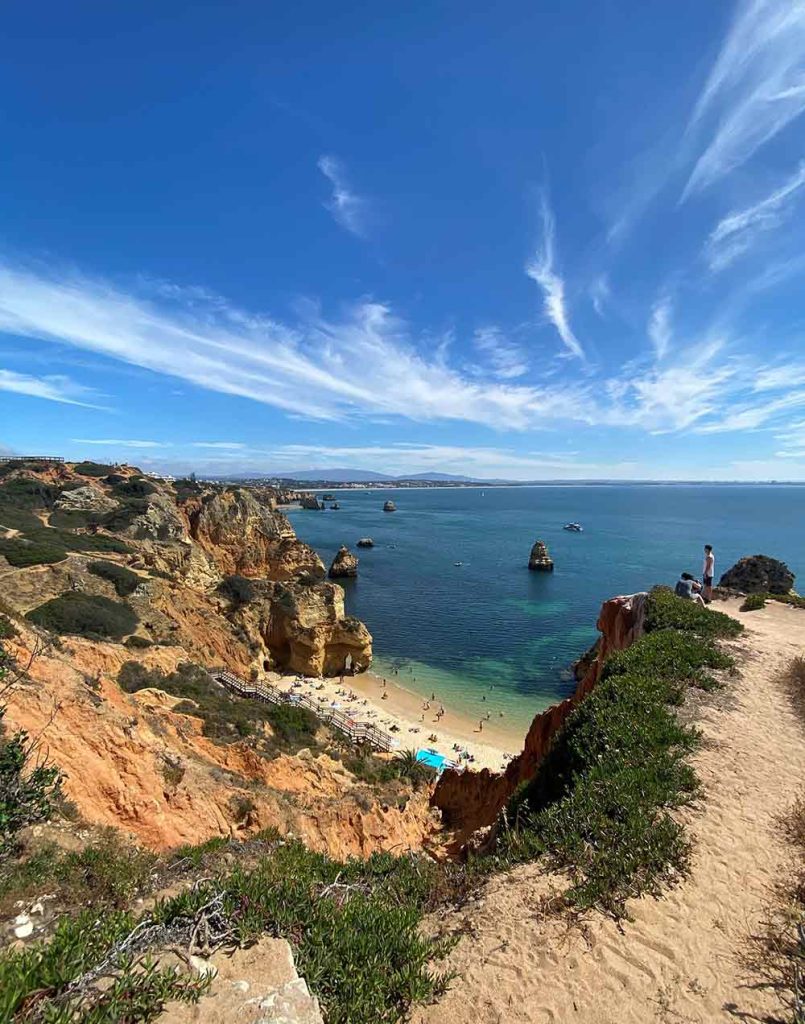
[413,599,805,1024]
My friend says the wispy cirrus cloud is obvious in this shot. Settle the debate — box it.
[648,295,673,360]
[590,275,610,317]
[71,438,172,448]
[317,155,369,238]
[0,368,103,408]
[3,257,805,445]
[525,192,585,360]
[472,326,528,380]
[705,162,805,270]
[682,0,805,199]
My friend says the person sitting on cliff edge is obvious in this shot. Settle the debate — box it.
[675,571,706,607]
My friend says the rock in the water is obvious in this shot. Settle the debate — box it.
[528,540,554,572]
[719,554,795,595]
[383,500,396,512]
[329,546,358,578]
[300,495,323,510]
[356,537,374,548]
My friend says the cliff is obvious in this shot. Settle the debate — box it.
[0,463,368,678]
[432,592,648,847]
[2,621,431,856]
[184,488,325,580]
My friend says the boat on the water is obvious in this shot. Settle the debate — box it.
[563,522,583,532]
[329,502,340,510]
[454,561,463,567]
[383,500,396,512]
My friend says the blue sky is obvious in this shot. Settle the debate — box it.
[2,0,805,480]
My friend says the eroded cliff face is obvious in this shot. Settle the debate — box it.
[234,579,372,676]
[432,592,648,848]
[184,489,324,580]
[2,624,434,856]
[0,463,370,678]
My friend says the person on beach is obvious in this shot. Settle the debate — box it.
[675,572,706,606]
[702,544,715,603]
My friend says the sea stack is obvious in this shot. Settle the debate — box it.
[329,545,359,578]
[528,540,554,572]
[383,500,396,512]
[356,537,374,548]
[719,554,795,594]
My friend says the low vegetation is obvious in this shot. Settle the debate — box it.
[742,592,767,611]
[0,535,69,566]
[496,587,743,915]
[27,593,139,640]
[87,559,141,597]
[73,461,116,477]
[117,661,320,753]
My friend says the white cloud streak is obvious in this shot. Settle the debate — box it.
[317,155,369,238]
[0,368,102,407]
[705,162,805,270]
[648,295,673,360]
[3,259,805,444]
[525,193,585,360]
[683,0,805,199]
[472,326,528,379]
[71,438,173,448]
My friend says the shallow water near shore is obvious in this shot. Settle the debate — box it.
[288,485,805,730]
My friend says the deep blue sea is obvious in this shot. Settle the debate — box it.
[288,485,805,728]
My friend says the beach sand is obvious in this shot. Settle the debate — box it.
[268,667,529,772]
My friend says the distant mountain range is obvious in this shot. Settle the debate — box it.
[236,468,480,483]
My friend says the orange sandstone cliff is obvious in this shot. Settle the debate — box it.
[431,592,648,847]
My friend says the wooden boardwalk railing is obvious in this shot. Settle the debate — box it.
[208,668,397,753]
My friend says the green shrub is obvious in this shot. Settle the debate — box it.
[174,478,203,504]
[125,634,152,649]
[102,498,149,532]
[74,461,116,477]
[111,477,156,499]
[117,662,318,752]
[0,536,68,566]
[48,508,101,530]
[645,586,744,639]
[57,529,131,554]
[0,836,459,1024]
[1,642,63,860]
[27,593,138,640]
[220,574,257,604]
[88,560,140,597]
[0,502,43,532]
[497,592,742,914]
[0,477,61,509]
[741,593,767,611]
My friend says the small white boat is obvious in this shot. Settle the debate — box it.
[454,561,464,567]
[563,522,583,532]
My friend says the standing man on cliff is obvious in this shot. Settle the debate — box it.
[702,544,715,603]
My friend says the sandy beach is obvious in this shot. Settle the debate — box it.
[268,667,529,772]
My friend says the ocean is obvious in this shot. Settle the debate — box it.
[287,485,805,729]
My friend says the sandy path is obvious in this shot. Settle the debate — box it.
[413,598,805,1024]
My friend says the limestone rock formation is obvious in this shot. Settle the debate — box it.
[432,592,648,847]
[528,540,554,572]
[237,578,372,676]
[329,546,358,579]
[719,554,795,595]
[300,495,323,510]
[186,489,325,580]
[53,485,117,514]
[357,537,374,548]
[125,492,186,542]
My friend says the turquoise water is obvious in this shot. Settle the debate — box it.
[288,485,805,729]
